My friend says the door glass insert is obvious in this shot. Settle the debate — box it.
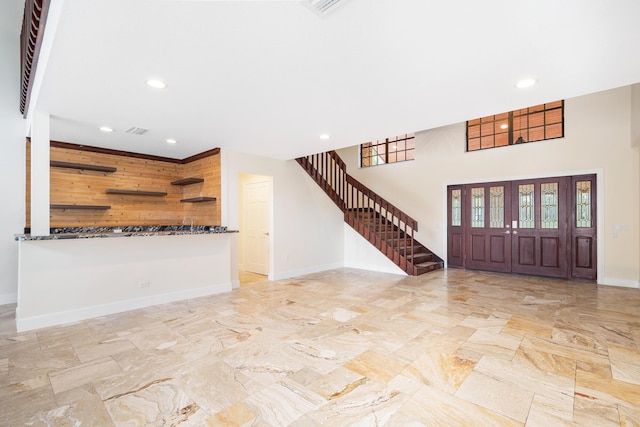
[452,175,596,281]
[451,189,461,226]
[489,186,504,228]
[541,182,559,229]
[519,184,535,228]
[471,187,485,228]
[576,181,592,227]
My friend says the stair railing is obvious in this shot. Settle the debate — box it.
[296,150,417,274]
[345,175,417,271]
[296,151,347,210]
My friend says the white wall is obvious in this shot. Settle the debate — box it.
[338,86,640,287]
[633,84,640,269]
[17,233,236,331]
[343,224,406,275]
[0,0,27,304]
[222,150,344,280]
[632,84,640,149]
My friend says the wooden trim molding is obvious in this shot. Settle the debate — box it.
[20,0,51,116]
[49,140,220,164]
[181,148,221,164]
[50,141,184,164]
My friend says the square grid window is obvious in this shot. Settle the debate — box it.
[467,101,564,152]
[361,133,415,167]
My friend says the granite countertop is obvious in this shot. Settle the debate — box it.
[16,225,238,241]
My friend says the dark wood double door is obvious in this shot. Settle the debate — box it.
[448,174,596,280]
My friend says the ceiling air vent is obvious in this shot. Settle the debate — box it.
[124,126,149,135]
[302,0,349,16]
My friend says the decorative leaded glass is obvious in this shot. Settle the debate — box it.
[576,181,592,228]
[489,186,504,228]
[471,187,485,228]
[451,189,461,226]
[519,184,535,228]
[540,182,559,229]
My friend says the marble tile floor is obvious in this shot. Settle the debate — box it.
[239,271,269,287]
[1,268,640,426]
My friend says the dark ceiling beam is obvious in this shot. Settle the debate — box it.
[20,0,51,117]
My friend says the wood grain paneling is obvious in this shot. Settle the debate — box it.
[180,154,221,226]
[26,140,221,228]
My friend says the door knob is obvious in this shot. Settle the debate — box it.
[504,230,511,234]
[512,230,518,235]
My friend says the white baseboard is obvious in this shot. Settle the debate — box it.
[271,262,343,281]
[344,261,407,276]
[231,279,240,289]
[599,277,639,289]
[16,282,231,332]
[0,293,17,305]
[343,223,407,275]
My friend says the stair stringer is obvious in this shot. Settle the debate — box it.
[296,151,443,276]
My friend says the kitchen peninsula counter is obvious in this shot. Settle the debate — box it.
[16,225,236,241]
[16,228,239,332]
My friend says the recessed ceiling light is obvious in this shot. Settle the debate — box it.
[166,139,177,144]
[146,79,167,89]
[500,124,508,129]
[516,78,536,89]
[319,133,331,140]
[99,126,113,133]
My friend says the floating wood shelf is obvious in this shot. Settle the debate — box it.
[50,204,111,210]
[50,160,117,173]
[106,189,167,196]
[180,197,217,203]
[171,177,205,186]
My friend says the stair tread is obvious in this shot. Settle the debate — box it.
[401,247,428,252]
[406,253,432,260]
[415,261,442,267]
[387,239,413,247]
[415,261,444,275]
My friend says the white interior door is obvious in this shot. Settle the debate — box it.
[244,179,270,275]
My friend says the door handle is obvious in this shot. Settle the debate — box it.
[504,230,511,234]
[512,230,518,235]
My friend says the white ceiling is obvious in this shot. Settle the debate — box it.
[35,0,640,160]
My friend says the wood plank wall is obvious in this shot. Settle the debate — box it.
[26,141,221,228]
[181,154,221,226]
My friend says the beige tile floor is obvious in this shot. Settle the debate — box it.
[1,268,640,426]
[239,271,268,287]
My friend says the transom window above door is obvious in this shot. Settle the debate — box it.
[466,101,564,152]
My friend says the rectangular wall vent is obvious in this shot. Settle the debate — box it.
[124,127,149,135]
[302,0,348,16]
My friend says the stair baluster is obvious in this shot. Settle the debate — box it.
[296,151,443,275]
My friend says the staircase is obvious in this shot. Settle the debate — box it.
[296,151,443,276]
